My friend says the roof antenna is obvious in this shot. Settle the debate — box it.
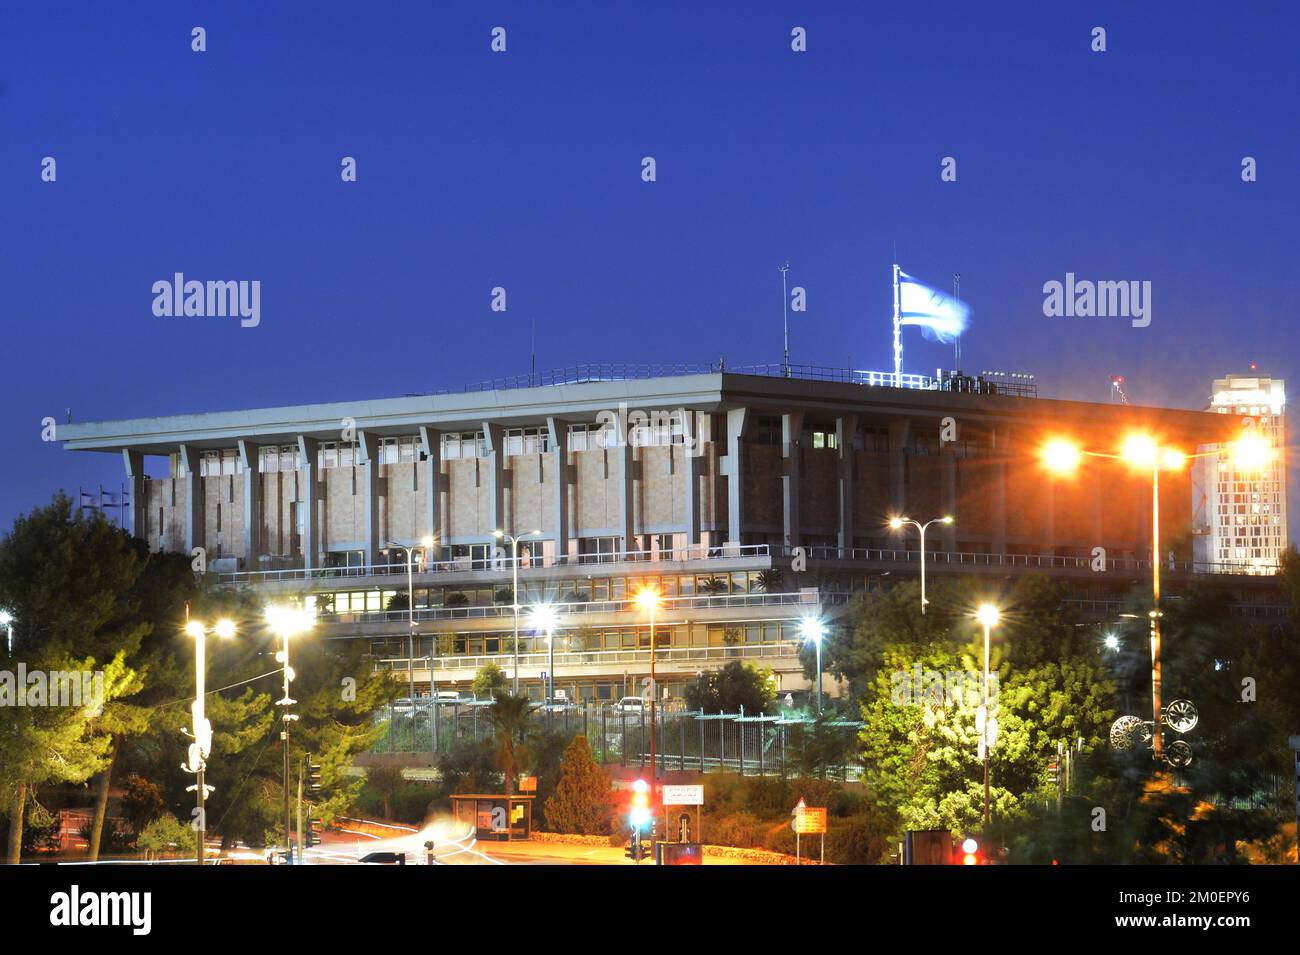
[779,262,790,377]
[530,318,536,386]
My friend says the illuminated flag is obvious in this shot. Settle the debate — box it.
[898,271,969,344]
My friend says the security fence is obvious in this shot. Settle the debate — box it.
[372,698,863,780]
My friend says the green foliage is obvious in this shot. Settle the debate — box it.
[683,661,775,714]
[487,691,537,794]
[365,765,405,819]
[120,774,167,834]
[472,662,508,697]
[137,815,197,858]
[543,736,611,835]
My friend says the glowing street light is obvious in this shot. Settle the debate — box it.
[181,612,236,865]
[974,604,1000,826]
[495,528,541,694]
[265,603,314,863]
[529,603,558,706]
[0,609,15,655]
[634,586,663,850]
[1103,633,1121,652]
[799,617,827,716]
[887,514,954,613]
[1039,432,1264,762]
[387,536,438,717]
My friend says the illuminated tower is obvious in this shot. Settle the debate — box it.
[1193,371,1288,573]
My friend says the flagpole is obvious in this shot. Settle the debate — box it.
[892,263,902,386]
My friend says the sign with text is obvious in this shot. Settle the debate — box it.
[661,785,705,806]
[793,806,827,834]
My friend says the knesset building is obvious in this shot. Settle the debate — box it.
[61,364,1281,703]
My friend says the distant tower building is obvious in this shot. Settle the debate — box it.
[1193,370,1288,573]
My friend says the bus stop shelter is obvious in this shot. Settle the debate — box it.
[449,794,535,842]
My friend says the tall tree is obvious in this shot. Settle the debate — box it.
[543,735,611,834]
[487,691,536,795]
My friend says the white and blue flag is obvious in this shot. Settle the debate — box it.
[898,271,969,344]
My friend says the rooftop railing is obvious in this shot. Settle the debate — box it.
[787,545,1281,577]
[404,362,1038,399]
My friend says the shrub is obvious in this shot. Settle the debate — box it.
[137,816,197,859]
[543,736,612,835]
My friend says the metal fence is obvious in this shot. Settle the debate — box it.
[372,699,862,780]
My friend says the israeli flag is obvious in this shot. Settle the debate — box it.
[898,271,969,344]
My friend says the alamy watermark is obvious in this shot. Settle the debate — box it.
[152,273,261,328]
[1042,273,1151,328]
[891,665,998,709]
[0,663,105,710]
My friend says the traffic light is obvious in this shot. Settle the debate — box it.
[628,778,650,828]
[306,813,322,848]
[1047,755,1061,785]
[625,779,650,863]
[960,837,979,866]
[308,761,322,792]
[624,834,643,862]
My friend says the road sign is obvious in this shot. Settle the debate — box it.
[662,784,704,806]
[519,775,537,792]
[793,806,827,834]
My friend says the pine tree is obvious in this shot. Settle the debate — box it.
[543,735,611,835]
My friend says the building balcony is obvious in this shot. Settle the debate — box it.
[214,543,773,590]
[374,640,804,687]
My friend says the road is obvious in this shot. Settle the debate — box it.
[303,819,744,865]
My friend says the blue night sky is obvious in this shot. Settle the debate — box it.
[1,1,1297,537]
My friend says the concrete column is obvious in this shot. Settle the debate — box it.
[1044,479,1056,557]
[357,431,381,567]
[418,426,443,557]
[941,450,958,551]
[782,411,804,550]
[297,436,320,571]
[683,410,701,548]
[616,437,635,556]
[888,419,911,516]
[1091,459,1105,551]
[836,415,859,555]
[725,407,749,547]
[991,428,1007,556]
[482,422,505,536]
[178,444,203,557]
[122,450,146,543]
[237,440,261,571]
[545,417,569,559]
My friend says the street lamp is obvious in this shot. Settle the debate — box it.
[0,609,14,655]
[1041,433,1270,761]
[264,603,314,863]
[887,515,954,613]
[974,603,1000,827]
[182,613,236,865]
[528,603,558,706]
[799,617,827,716]
[494,528,541,695]
[635,587,662,849]
[387,536,437,708]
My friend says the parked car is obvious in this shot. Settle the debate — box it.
[612,696,647,713]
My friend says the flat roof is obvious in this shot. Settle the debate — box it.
[59,369,1236,455]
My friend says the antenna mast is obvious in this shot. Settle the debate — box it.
[779,262,790,377]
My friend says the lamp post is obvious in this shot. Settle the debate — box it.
[266,604,314,863]
[529,604,558,707]
[635,587,662,851]
[799,618,826,716]
[1041,433,1269,761]
[494,529,541,695]
[974,604,1000,827]
[387,536,436,707]
[887,515,954,613]
[0,609,14,655]
[182,612,236,865]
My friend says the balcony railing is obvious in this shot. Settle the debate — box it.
[374,641,800,674]
[322,589,819,626]
[786,545,1280,577]
[215,543,771,586]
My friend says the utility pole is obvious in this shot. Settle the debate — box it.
[779,262,790,377]
[296,755,305,865]
[953,273,962,371]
